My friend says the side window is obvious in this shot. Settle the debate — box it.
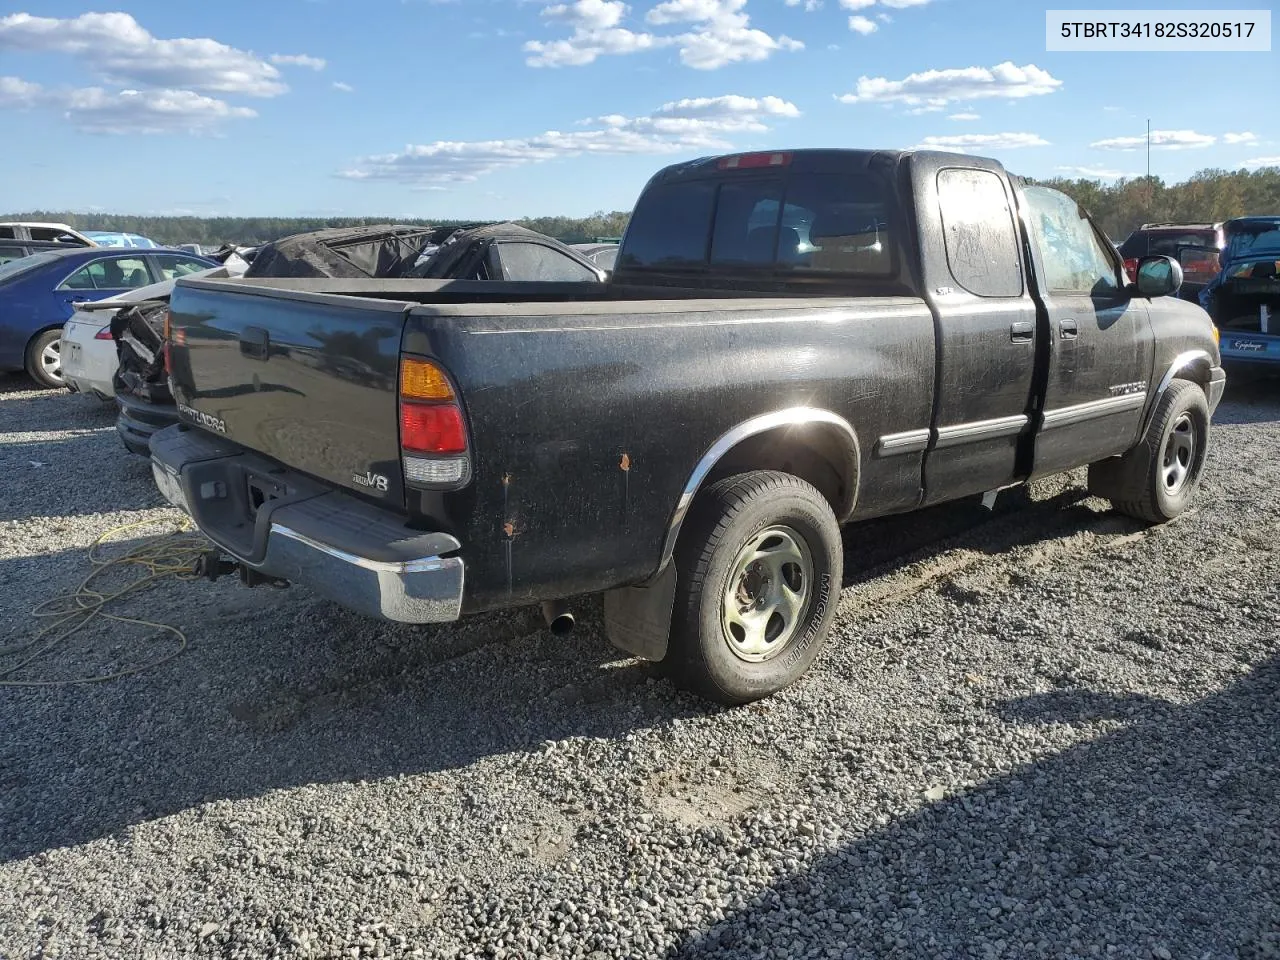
[30,227,76,243]
[59,264,99,290]
[618,181,716,268]
[0,244,28,265]
[492,242,598,282]
[1022,186,1121,295]
[155,256,210,281]
[936,168,1023,297]
[58,257,152,291]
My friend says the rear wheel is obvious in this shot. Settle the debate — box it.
[664,471,843,705]
[25,329,64,389]
[1089,379,1209,523]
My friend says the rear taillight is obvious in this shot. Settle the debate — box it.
[161,310,173,374]
[94,325,113,340]
[399,357,470,488]
[1123,258,1138,282]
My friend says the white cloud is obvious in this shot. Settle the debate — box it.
[0,72,254,133]
[839,0,876,7]
[1224,131,1257,145]
[1055,165,1136,179]
[0,12,287,97]
[60,87,257,134]
[839,61,1062,109]
[525,1,661,66]
[1243,156,1280,168]
[948,111,980,120]
[270,53,327,71]
[545,0,627,30]
[848,15,877,33]
[652,93,800,119]
[880,0,933,6]
[1090,129,1216,151]
[0,75,40,106]
[913,132,1050,151]
[526,0,802,70]
[339,93,799,185]
[785,0,821,9]
[332,81,354,93]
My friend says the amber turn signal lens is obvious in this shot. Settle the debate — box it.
[401,357,455,401]
[162,310,172,340]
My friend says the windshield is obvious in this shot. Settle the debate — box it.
[0,250,60,285]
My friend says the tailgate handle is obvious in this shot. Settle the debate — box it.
[1010,320,1034,343]
[239,325,270,360]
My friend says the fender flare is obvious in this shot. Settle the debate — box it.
[1142,350,1214,435]
[656,406,861,575]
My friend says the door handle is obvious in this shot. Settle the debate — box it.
[1010,320,1034,343]
[238,325,269,360]
[1059,318,1078,340]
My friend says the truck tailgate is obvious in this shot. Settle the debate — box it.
[165,281,410,505]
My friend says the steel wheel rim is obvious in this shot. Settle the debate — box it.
[40,339,62,384]
[722,524,813,663]
[1161,412,1196,495]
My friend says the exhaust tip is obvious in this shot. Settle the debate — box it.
[541,600,575,636]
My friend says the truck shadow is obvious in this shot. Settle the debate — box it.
[664,654,1280,959]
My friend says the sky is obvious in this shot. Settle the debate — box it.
[0,0,1275,219]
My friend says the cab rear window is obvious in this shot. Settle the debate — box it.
[621,173,896,276]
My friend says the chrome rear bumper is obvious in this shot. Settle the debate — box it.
[150,426,464,624]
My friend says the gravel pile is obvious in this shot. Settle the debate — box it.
[1,373,1277,960]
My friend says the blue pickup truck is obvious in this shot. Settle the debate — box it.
[1200,216,1280,368]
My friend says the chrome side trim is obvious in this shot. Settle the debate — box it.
[1041,393,1145,430]
[874,428,931,457]
[1142,349,1213,434]
[934,414,1029,450]
[657,407,861,573]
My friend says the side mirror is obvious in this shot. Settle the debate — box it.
[1135,255,1183,298]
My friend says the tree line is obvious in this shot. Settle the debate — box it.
[1032,166,1279,240]
[4,166,1275,247]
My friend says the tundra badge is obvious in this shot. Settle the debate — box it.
[353,471,390,492]
[176,403,227,434]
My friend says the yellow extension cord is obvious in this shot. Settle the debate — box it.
[0,519,210,687]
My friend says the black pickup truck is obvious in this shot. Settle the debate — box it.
[150,149,1225,704]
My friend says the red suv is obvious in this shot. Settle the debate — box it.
[1117,222,1223,299]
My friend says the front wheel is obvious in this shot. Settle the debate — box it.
[1089,379,1209,523]
[25,329,64,389]
[664,471,843,705]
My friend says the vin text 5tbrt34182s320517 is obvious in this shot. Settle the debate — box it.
[149,148,1225,705]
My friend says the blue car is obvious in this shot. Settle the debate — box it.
[0,246,218,388]
[1199,216,1280,369]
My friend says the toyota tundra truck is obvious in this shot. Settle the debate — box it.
[149,148,1225,705]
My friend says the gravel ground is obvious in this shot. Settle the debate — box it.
[0,372,1277,960]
